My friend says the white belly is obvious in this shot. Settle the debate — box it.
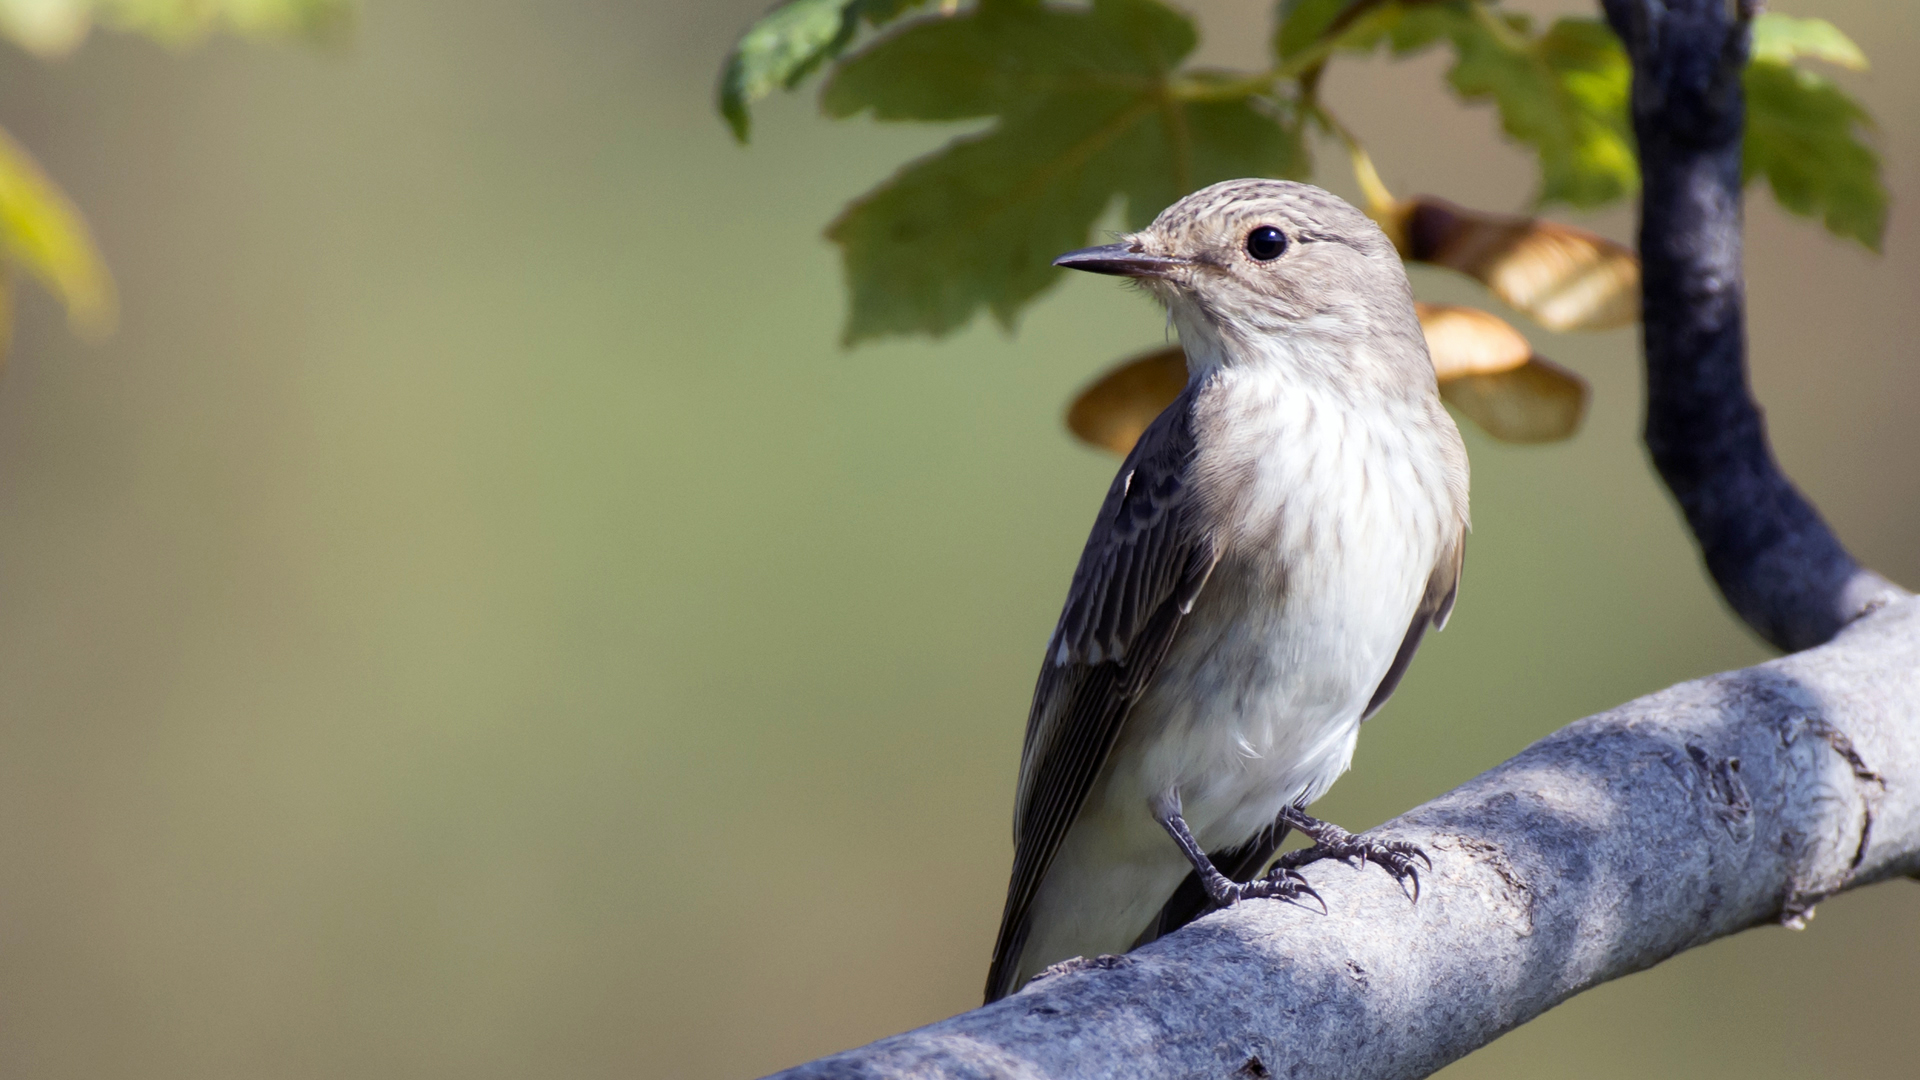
[1015,375,1454,984]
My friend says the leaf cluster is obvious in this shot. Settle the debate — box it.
[1743,13,1884,248]
[1329,1,1637,208]
[820,0,1307,343]
[718,0,928,142]
[719,0,1890,343]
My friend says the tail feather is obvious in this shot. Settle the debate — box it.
[986,819,1292,1003]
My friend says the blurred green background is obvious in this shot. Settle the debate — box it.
[0,2,1913,1077]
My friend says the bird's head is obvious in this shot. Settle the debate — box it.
[1055,179,1427,383]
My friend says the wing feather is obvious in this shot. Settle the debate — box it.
[984,388,1217,1003]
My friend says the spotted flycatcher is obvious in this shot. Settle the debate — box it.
[985,179,1471,1003]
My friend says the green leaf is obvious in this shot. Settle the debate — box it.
[1274,0,1353,60]
[823,0,1306,343]
[1440,7,1636,208]
[1744,60,1884,250]
[718,0,928,142]
[0,126,114,335]
[1322,3,1634,208]
[0,0,352,56]
[1283,0,1447,60]
[1749,12,1867,71]
[1323,1,1481,62]
[1740,12,1885,248]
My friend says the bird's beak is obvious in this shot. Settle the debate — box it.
[1053,243,1186,278]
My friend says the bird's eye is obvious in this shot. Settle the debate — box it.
[1245,225,1287,261]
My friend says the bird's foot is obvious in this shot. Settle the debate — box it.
[1206,865,1324,913]
[1155,796,1326,915]
[1274,811,1430,902]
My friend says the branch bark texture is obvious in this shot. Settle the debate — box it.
[1601,0,1902,650]
[771,598,1920,1080]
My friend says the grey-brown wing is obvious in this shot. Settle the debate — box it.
[1362,534,1465,721]
[983,390,1218,1003]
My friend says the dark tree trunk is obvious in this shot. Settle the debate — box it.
[1602,0,1899,651]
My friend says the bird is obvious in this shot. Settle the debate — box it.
[984,179,1470,1004]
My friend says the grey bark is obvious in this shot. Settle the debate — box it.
[769,596,1920,1080]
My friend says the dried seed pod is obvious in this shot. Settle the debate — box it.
[1439,356,1590,444]
[1388,196,1639,332]
[1417,302,1590,443]
[1066,306,1589,455]
[1063,346,1186,456]
[1414,301,1532,379]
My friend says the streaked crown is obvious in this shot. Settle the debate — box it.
[1056,180,1430,384]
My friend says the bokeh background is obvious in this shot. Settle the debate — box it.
[0,1,1913,1077]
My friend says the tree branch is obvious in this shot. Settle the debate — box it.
[768,599,1920,1080]
[770,598,1920,1080]
[1601,0,1903,650]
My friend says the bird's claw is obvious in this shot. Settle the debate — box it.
[1277,834,1430,903]
[1256,865,1327,915]
[1208,866,1324,914]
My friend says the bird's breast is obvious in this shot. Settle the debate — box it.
[1106,372,1459,846]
